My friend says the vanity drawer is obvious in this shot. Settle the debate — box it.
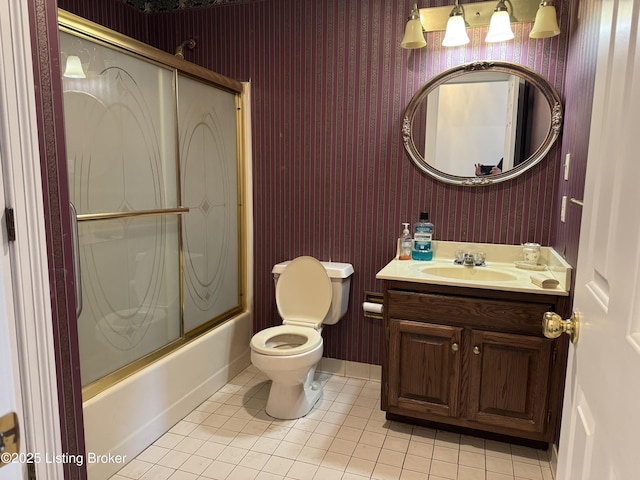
[387,290,554,335]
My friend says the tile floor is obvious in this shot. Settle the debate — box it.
[110,365,555,480]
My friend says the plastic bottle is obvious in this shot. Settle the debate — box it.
[398,223,412,260]
[412,212,434,261]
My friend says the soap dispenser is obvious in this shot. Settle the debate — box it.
[412,212,434,261]
[398,223,412,260]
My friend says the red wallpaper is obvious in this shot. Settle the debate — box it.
[58,0,147,39]
[57,0,582,365]
[552,0,600,278]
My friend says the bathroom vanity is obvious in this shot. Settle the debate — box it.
[376,242,572,445]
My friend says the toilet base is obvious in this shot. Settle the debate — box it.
[265,366,323,419]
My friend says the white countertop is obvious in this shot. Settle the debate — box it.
[376,241,571,296]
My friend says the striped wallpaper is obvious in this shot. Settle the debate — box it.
[57,0,586,365]
[59,0,148,39]
[552,0,599,278]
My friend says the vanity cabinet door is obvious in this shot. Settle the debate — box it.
[388,319,463,419]
[466,329,552,435]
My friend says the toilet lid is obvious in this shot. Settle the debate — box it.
[250,325,322,356]
[276,256,332,327]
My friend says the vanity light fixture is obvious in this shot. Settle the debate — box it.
[530,0,560,38]
[401,0,559,49]
[400,3,427,49]
[63,55,86,78]
[485,0,515,42]
[442,0,470,47]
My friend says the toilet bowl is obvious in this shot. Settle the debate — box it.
[250,256,353,419]
[251,325,324,419]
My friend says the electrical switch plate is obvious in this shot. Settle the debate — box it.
[561,196,567,222]
[564,153,571,180]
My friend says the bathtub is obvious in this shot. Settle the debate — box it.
[83,310,252,479]
[82,82,254,479]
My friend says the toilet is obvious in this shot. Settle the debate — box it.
[250,256,354,419]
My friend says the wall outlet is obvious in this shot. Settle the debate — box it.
[561,195,567,222]
[564,153,571,180]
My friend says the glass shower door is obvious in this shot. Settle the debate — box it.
[61,32,182,386]
[178,74,240,333]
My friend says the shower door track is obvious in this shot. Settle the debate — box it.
[76,207,190,222]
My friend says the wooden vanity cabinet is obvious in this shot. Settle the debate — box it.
[388,320,463,418]
[381,280,570,444]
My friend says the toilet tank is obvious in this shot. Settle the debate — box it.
[273,260,354,325]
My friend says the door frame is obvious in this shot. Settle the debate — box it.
[1,1,81,479]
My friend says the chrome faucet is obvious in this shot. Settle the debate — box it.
[453,251,486,266]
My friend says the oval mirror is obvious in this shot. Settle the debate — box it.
[402,61,563,186]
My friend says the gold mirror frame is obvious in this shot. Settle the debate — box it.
[402,61,563,186]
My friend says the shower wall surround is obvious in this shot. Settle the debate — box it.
[58,0,577,366]
[59,17,244,391]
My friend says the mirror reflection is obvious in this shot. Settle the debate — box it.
[403,62,562,186]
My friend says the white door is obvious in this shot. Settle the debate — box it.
[0,3,27,478]
[0,161,25,480]
[556,0,640,478]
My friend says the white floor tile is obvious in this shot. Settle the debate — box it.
[262,456,294,475]
[166,471,198,480]
[377,449,406,468]
[346,457,376,477]
[372,462,402,480]
[352,442,382,462]
[157,450,190,469]
[178,454,212,475]
[320,451,351,471]
[110,367,554,480]
[117,458,153,479]
[403,452,431,473]
[287,460,319,480]
[226,464,260,480]
[139,464,174,480]
[199,459,235,479]
[399,468,428,480]
[136,445,170,464]
[313,465,345,480]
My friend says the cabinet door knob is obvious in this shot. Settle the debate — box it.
[451,342,459,352]
[472,346,481,355]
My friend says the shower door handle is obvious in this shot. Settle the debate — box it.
[69,203,83,318]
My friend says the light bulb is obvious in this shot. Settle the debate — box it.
[530,1,560,38]
[401,4,427,49]
[442,14,470,47]
[485,8,514,43]
[63,55,86,78]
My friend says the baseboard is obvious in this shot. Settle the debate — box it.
[550,443,558,478]
[317,357,381,381]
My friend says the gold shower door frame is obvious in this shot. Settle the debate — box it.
[58,10,246,400]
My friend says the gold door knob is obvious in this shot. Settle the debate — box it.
[451,342,459,352]
[543,311,580,344]
[472,346,481,355]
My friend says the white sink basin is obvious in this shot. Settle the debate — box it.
[421,266,518,282]
[376,241,571,296]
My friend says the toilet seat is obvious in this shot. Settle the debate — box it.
[251,256,331,356]
[276,256,332,328]
[250,325,322,356]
